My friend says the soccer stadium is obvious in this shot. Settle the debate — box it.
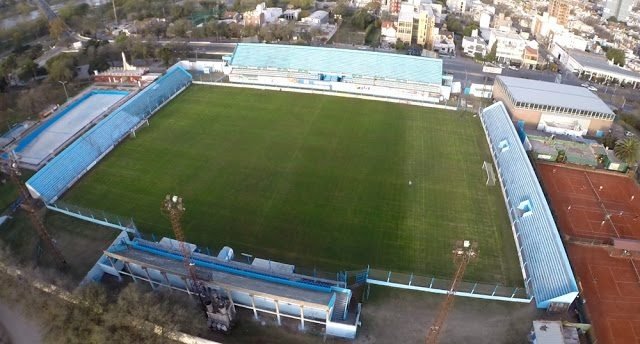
[15,44,583,338]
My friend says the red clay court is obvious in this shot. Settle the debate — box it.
[567,244,640,344]
[538,162,640,344]
[538,163,640,242]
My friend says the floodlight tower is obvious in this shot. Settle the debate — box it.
[161,195,236,332]
[3,153,66,267]
[425,240,478,344]
[162,195,206,299]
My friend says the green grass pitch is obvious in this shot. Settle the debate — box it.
[64,85,522,285]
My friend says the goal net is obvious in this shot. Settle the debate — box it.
[483,161,496,186]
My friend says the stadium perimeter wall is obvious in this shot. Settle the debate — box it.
[227,74,446,103]
[192,81,458,111]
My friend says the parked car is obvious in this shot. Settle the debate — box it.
[625,131,635,137]
[587,86,598,91]
[581,83,589,87]
[508,65,519,71]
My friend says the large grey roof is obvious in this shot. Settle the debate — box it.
[497,75,614,115]
[480,102,578,308]
[568,49,640,82]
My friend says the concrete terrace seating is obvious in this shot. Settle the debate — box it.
[480,102,578,309]
[26,66,192,203]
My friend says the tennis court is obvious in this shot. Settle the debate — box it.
[537,163,640,242]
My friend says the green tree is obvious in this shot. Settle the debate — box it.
[157,47,173,67]
[334,0,350,16]
[445,16,463,35]
[463,22,479,37]
[49,18,67,41]
[606,48,626,66]
[46,54,76,82]
[614,138,639,165]
[352,8,374,30]
[290,0,315,9]
[167,19,192,38]
[601,132,618,150]
[395,38,405,50]
[18,59,38,81]
[485,42,497,62]
[365,0,381,12]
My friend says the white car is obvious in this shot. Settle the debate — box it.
[508,65,519,71]
[587,86,598,91]
[581,83,589,87]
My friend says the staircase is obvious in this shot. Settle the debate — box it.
[330,292,350,322]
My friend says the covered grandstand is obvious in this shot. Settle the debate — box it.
[93,236,361,339]
[26,65,192,203]
[226,44,450,103]
[13,89,129,169]
[479,102,579,309]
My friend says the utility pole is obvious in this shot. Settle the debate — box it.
[426,240,477,344]
[58,81,69,101]
[112,0,118,24]
[3,153,66,267]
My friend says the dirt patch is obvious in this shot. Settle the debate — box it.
[358,286,540,344]
[207,286,541,344]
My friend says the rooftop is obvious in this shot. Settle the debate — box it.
[109,238,337,307]
[398,3,414,22]
[491,28,525,41]
[568,49,640,81]
[497,76,614,115]
[480,102,579,308]
[229,43,443,85]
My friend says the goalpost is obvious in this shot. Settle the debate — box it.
[483,161,496,186]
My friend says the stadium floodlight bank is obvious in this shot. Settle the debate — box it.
[479,102,578,310]
[225,44,451,103]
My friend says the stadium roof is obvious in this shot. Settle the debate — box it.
[480,102,578,308]
[229,43,443,85]
[497,75,614,115]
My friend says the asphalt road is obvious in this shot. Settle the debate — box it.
[442,55,561,86]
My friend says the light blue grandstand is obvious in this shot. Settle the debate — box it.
[227,44,449,103]
[480,102,578,309]
[26,65,192,203]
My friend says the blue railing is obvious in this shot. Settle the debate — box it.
[130,240,337,294]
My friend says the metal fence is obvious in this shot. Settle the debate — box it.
[366,268,531,302]
[47,201,139,234]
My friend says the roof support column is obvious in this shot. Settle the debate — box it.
[182,277,193,296]
[300,305,305,331]
[124,262,137,283]
[107,256,122,282]
[250,295,259,319]
[275,299,282,326]
[225,289,236,313]
[161,272,172,292]
[142,267,155,289]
